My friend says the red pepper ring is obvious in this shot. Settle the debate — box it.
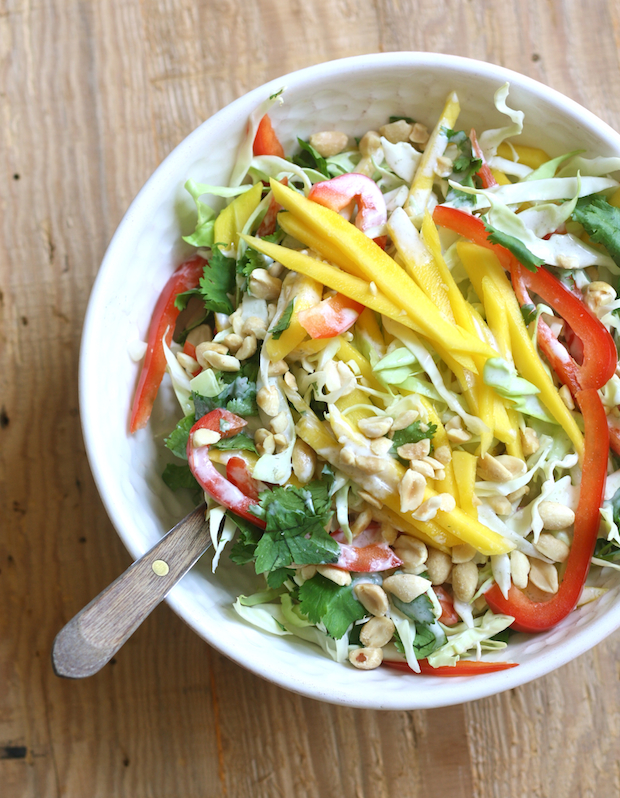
[383,659,518,676]
[432,205,617,392]
[129,256,205,433]
[516,262,617,392]
[511,264,582,396]
[187,409,266,527]
[485,388,608,632]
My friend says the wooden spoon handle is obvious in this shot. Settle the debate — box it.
[52,504,211,678]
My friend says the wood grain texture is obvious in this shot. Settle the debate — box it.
[2,0,620,795]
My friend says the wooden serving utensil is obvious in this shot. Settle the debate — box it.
[52,504,211,678]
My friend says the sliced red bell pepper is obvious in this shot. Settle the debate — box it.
[485,388,608,632]
[297,293,364,339]
[256,177,288,237]
[470,129,498,189]
[226,456,260,501]
[331,526,403,572]
[608,415,620,456]
[433,205,617,391]
[383,659,518,676]
[308,173,387,242]
[511,264,581,396]
[129,256,205,433]
[187,409,266,526]
[181,340,202,376]
[433,586,459,626]
[253,115,285,159]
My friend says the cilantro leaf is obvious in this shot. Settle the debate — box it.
[236,248,265,279]
[228,513,264,565]
[391,420,437,454]
[250,478,338,575]
[193,358,259,418]
[211,433,257,453]
[266,567,295,589]
[572,195,620,268]
[390,593,435,624]
[271,299,295,340]
[199,247,237,314]
[393,625,438,659]
[164,414,196,460]
[521,303,537,325]
[292,138,330,178]
[442,129,482,207]
[389,115,415,124]
[483,220,545,272]
[174,288,202,312]
[297,574,366,638]
[161,463,203,504]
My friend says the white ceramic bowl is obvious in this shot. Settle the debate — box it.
[80,52,620,709]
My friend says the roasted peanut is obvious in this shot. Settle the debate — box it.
[349,647,383,670]
[538,501,575,531]
[452,561,478,603]
[426,548,452,585]
[353,583,390,616]
[383,573,431,603]
[360,616,395,648]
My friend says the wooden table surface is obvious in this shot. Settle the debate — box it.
[3,1,620,796]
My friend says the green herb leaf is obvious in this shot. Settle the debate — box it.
[211,433,257,453]
[391,420,437,454]
[228,514,264,565]
[389,115,416,124]
[193,358,259,418]
[164,414,196,460]
[572,194,620,268]
[393,625,439,659]
[390,593,435,624]
[250,476,338,575]
[271,299,295,340]
[521,303,537,325]
[161,463,202,503]
[236,248,266,278]
[484,220,545,272]
[297,574,366,639]
[266,567,295,589]
[199,247,237,314]
[292,138,330,178]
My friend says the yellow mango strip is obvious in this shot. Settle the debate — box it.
[209,449,258,469]
[376,505,457,553]
[421,211,471,319]
[277,212,364,278]
[213,182,263,249]
[264,273,322,361]
[481,277,511,360]
[287,337,333,358]
[456,242,584,457]
[355,307,386,357]
[497,142,550,170]
[481,276,523,457]
[490,168,511,185]
[406,91,461,227]
[387,208,455,321]
[267,180,497,362]
[295,413,513,555]
[242,234,429,339]
[452,452,478,519]
[335,388,377,428]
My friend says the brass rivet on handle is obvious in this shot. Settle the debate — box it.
[152,560,170,576]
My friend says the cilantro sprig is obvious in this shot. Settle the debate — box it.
[483,220,544,273]
[297,574,366,639]
[391,420,437,454]
[572,194,620,268]
[271,299,295,340]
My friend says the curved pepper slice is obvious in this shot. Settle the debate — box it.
[297,293,364,339]
[129,256,205,433]
[253,115,285,158]
[433,205,617,392]
[308,173,387,238]
[470,128,498,189]
[485,388,608,632]
[383,659,518,676]
[187,409,266,527]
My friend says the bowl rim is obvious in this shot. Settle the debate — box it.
[80,51,620,709]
